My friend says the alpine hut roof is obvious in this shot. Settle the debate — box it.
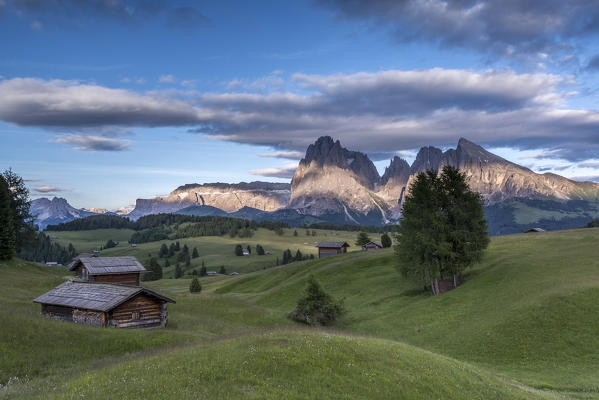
[68,256,146,275]
[33,281,175,312]
[316,241,350,248]
[363,241,383,247]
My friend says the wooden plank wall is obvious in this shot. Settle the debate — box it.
[110,293,163,328]
[93,273,140,286]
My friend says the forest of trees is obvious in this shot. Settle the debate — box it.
[395,166,489,296]
[305,223,396,233]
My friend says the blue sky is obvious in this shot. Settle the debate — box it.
[1,0,599,210]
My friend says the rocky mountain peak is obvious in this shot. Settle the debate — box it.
[410,146,445,174]
[381,156,410,186]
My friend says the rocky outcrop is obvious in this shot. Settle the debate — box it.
[31,197,96,229]
[289,136,384,219]
[128,182,290,220]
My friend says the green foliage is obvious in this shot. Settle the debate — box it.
[191,247,199,258]
[235,244,243,256]
[159,243,168,257]
[307,223,396,233]
[289,276,344,326]
[246,245,251,254]
[164,258,170,268]
[396,166,489,295]
[587,219,599,227]
[2,169,35,251]
[0,175,16,260]
[355,231,371,246]
[174,263,183,279]
[219,265,227,275]
[256,244,265,255]
[295,249,303,261]
[191,269,198,276]
[185,254,191,267]
[293,230,298,236]
[17,232,77,264]
[46,214,135,231]
[104,239,117,249]
[381,232,392,248]
[189,277,202,293]
[199,261,207,277]
[282,249,292,264]
[142,257,163,281]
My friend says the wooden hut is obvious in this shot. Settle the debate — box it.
[316,241,349,258]
[362,241,383,251]
[69,256,146,286]
[524,227,546,233]
[34,281,175,329]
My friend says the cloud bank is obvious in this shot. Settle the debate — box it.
[249,164,298,179]
[1,69,599,161]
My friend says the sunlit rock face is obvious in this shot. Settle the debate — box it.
[127,182,290,220]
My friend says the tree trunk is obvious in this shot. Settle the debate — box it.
[430,277,437,296]
[453,273,457,288]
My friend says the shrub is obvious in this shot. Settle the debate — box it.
[256,244,265,255]
[219,265,227,275]
[234,244,243,256]
[288,276,345,326]
[381,233,392,248]
[189,277,202,293]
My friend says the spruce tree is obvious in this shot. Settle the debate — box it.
[355,231,371,246]
[175,263,183,279]
[381,233,392,248]
[159,243,168,257]
[219,265,227,274]
[192,247,199,258]
[185,254,191,267]
[0,175,16,260]
[256,244,265,255]
[295,249,303,261]
[235,244,243,256]
[199,261,207,277]
[189,277,202,293]
[246,245,251,254]
[289,275,344,326]
[2,169,35,251]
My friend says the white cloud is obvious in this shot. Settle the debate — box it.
[256,151,304,160]
[55,134,131,151]
[159,74,175,83]
[34,185,64,193]
[248,163,298,179]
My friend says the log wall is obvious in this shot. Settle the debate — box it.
[92,273,140,286]
[109,293,164,328]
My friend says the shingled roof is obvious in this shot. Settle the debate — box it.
[33,281,175,312]
[68,256,146,275]
[316,241,350,248]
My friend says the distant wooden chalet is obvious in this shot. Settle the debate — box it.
[69,256,146,286]
[316,241,349,258]
[362,241,383,251]
[524,228,546,233]
[34,281,175,328]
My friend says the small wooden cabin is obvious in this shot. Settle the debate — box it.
[362,241,383,251]
[34,281,175,329]
[524,228,546,233]
[69,256,146,286]
[316,241,349,258]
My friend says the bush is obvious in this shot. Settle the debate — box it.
[142,257,163,281]
[219,265,227,275]
[189,277,202,293]
[288,276,344,326]
[105,239,117,249]
[234,244,243,256]
[256,244,265,255]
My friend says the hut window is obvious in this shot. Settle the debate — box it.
[131,312,140,320]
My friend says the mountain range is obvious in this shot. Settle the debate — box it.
[32,137,599,234]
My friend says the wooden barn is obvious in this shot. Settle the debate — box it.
[362,241,383,251]
[524,227,546,233]
[34,281,175,329]
[69,256,146,286]
[316,241,349,258]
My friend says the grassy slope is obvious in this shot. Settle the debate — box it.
[50,229,135,253]
[51,228,360,275]
[215,228,599,395]
[2,228,598,398]
[37,331,548,400]
[511,201,599,225]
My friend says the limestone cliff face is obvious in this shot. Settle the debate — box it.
[289,137,383,218]
[128,182,290,220]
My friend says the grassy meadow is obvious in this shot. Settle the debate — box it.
[50,227,361,275]
[1,227,598,398]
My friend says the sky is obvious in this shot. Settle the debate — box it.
[1,0,599,210]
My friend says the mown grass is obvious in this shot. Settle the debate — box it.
[32,331,550,400]
[49,229,135,253]
[51,227,361,274]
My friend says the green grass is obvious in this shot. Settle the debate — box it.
[2,228,599,398]
[53,227,361,275]
[216,228,599,395]
[29,331,550,400]
[50,229,135,253]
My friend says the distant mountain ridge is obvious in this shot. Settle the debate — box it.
[33,137,599,233]
[31,197,97,230]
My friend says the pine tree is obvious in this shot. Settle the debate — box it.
[381,233,392,248]
[164,259,170,268]
[295,249,303,261]
[159,243,168,257]
[355,231,371,246]
[0,175,16,260]
[256,244,265,255]
[2,169,35,251]
[168,243,176,257]
[192,247,199,258]
[175,241,180,251]
[219,265,227,274]
[192,269,198,276]
[142,257,162,281]
[175,263,183,279]
[182,244,189,254]
[189,277,202,293]
[185,254,191,267]
[289,275,344,326]
[200,261,207,277]
[293,230,298,236]
[246,245,251,254]
[234,244,243,256]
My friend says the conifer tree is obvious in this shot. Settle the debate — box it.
[192,247,199,258]
[381,233,392,248]
[355,231,371,246]
[0,175,16,260]
[174,263,183,279]
[189,277,202,293]
[246,245,251,254]
[289,275,344,326]
[159,243,168,257]
[219,265,226,274]
[199,261,207,277]
[234,244,243,256]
